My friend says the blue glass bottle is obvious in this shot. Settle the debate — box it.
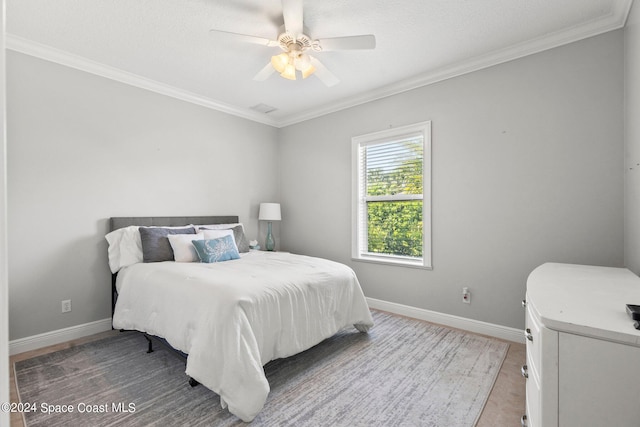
[265,221,275,251]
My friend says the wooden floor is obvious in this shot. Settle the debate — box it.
[477,342,526,426]
[9,330,525,427]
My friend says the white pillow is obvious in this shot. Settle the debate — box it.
[105,226,143,273]
[202,229,234,241]
[168,233,205,262]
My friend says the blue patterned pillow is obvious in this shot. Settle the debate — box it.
[192,235,240,263]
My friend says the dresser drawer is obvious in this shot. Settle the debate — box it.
[523,295,559,427]
[525,362,541,427]
[525,302,542,382]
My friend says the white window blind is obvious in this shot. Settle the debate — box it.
[352,121,432,268]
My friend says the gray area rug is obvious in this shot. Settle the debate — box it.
[14,310,508,427]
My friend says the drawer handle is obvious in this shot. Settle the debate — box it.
[521,414,528,426]
[521,364,528,379]
[522,299,527,308]
[525,328,533,342]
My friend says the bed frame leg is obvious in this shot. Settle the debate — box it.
[143,333,154,353]
[189,377,199,387]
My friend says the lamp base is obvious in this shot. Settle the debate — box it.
[265,221,275,251]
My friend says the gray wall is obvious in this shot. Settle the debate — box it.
[7,51,280,340]
[7,28,628,340]
[625,2,640,274]
[279,31,624,330]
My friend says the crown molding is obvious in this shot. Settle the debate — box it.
[6,0,632,129]
[279,0,633,127]
[5,34,279,128]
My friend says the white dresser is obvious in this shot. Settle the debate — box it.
[523,263,640,427]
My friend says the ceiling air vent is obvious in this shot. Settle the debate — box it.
[250,103,278,114]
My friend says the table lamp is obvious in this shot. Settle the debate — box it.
[258,203,281,251]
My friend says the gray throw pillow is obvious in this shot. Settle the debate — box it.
[229,225,250,253]
[139,227,196,262]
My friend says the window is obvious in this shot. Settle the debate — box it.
[352,121,431,268]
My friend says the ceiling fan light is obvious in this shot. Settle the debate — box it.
[301,64,316,79]
[271,53,289,73]
[294,53,311,71]
[281,63,297,80]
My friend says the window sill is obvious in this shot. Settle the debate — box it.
[352,255,432,270]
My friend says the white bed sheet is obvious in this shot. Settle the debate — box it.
[112,251,374,421]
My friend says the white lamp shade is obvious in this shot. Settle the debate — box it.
[259,203,281,221]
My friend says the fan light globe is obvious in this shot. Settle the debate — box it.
[271,53,289,73]
[301,64,316,79]
[294,53,310,70]
[281,63,297,80]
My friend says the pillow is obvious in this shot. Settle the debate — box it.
[139,226,196,262]
[167,233,204,262]
[105,225,200,271]
[192,235,240,263]
[202,229,234,240]
[200,224,250,253]
[195,223,242,232]
[226,225,250,253]
[105,226,143,273]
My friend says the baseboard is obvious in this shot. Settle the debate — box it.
[367,297,525,344]
[9,318,113,356]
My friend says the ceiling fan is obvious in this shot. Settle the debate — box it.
[209,0,376,87]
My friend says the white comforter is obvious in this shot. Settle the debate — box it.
[112,251,374,421]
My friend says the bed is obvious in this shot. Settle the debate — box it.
[107,215,374,422]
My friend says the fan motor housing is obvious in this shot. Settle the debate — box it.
[278,31,312,52]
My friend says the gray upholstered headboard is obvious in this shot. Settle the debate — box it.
[110,215,239,232]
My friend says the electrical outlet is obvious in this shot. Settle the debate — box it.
[61,299,72,313]
[462,287,471,304]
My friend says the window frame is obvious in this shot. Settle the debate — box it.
[351,121,432,269]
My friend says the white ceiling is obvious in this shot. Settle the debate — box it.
[6,0,633,127]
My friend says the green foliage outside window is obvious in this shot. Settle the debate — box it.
[367,201,423,257]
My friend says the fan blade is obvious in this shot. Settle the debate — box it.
[253,62,276,81]
[209,29,279,47]
[282,0,303,37]
[314,35,376,51]
[310,57,339,87]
